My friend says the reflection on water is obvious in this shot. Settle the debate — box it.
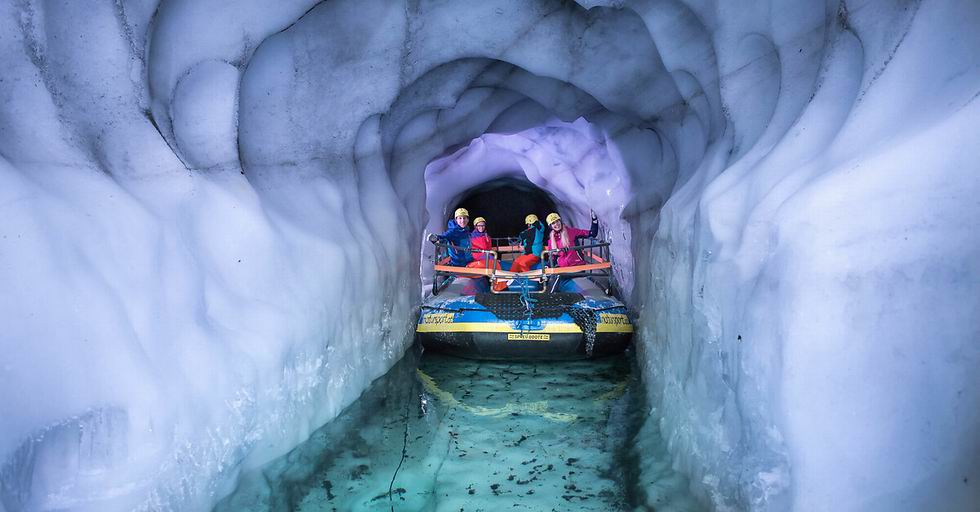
[215,347,700,511]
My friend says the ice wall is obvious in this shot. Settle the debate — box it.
[630,2,980,509]
[0,0,977,511]
[0,1,413,510]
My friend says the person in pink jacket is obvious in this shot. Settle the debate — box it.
[546,211,599,267]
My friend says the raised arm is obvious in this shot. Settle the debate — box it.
[568,213,599,243]
[519,220,543,240]
[518,226,532,244]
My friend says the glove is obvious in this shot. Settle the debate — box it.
[428,233,439,243]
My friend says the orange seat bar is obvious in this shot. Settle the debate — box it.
[435,262,611,279]
[433,265,495,277]
[544,262,612,275]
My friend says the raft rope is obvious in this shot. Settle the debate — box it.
[568,306,599,357]
[387,397,411,512]
[517,278,538,333]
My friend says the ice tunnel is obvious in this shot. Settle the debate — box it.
[0,0,978,511]
[448,177,558,238]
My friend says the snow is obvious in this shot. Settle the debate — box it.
[171,60,241,170]
[1,0,978,510]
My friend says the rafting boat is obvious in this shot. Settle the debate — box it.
[416,239,633,360]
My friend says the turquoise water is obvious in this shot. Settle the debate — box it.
[215,348,699,511]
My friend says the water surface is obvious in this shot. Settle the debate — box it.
[216,348,692,511]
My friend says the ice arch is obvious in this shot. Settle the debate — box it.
[0,1,977,511]
[419,119,635,295]
[449,177,558,238]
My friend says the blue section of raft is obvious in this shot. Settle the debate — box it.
[416,277,632,360]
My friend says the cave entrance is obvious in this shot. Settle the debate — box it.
[451,177,558,238]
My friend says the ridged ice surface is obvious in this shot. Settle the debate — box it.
[214,351,701,511]
[1,0,978,510]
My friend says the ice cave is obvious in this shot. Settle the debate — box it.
[0,0,978,510]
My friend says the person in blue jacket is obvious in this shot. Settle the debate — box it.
[428,208,473,266]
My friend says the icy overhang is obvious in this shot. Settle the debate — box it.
[449,177,557,236]
[420,119,636,296]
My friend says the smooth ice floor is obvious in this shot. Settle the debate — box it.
[215,348,698,511]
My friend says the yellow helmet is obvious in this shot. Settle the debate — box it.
[546,212,561,225]
[473,216,486,225]
[524,214,538,225]
[454,207,469,218]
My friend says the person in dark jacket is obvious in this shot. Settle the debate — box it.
[428,208,473,266]
[510,214,545,273]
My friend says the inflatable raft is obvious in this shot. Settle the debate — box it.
[417,239,632,360]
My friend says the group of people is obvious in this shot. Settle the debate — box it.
[428,207,600,283]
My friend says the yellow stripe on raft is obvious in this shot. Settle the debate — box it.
[416,321,633,334]
[598,323,633,333]
[417,322,578,333]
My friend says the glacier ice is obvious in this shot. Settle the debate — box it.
[0,0,978,511]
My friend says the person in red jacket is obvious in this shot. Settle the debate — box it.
[546,211,599,267]
[466,217,507,291]
[468,217,493,261]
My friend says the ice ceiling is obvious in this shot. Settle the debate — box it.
[0,0,978,511]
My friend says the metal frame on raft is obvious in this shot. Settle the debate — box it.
[429,238,614,296]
